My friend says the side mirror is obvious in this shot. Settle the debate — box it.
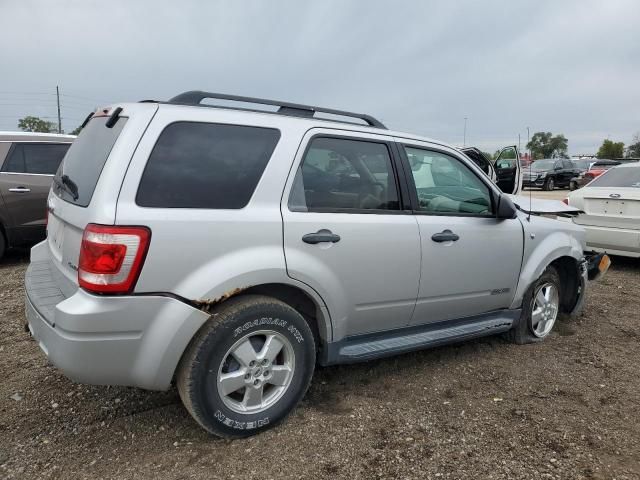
[496,194,518,219]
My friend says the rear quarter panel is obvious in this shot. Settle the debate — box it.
[115,107,330,328]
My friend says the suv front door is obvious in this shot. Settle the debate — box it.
[282,130,421,340]
[0,142,70,243]
[399,141,524,325]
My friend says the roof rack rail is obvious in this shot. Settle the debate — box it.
[167,91,386,129]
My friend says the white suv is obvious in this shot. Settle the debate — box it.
[25,91,608,438]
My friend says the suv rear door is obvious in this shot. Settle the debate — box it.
[0,142,70,243]
[282,129,421,340]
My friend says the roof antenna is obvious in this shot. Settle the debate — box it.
[527,129,532,222]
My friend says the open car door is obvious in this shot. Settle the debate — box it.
[493,145,522,194]
[459,147,497,183]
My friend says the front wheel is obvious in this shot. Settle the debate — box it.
[543,177,555,191]
[508,266,561,344]
[177,295,316,438]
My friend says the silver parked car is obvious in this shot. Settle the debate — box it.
[25,91,608,438]
[567,162,640,257]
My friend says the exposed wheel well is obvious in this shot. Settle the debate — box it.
[231,284,330,349]
[549,256,581,314]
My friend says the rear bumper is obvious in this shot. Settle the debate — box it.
[25,260,209,391]
[580,223,640,258]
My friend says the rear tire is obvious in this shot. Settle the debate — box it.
[543,177,555,191]
[569,181,576,191]
[508,266,561,345]
[177,294,316,438]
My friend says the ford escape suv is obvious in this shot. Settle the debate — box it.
[25,91,609,438]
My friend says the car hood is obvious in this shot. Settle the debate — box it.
[507,194,581,215]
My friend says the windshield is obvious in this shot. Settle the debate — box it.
[530,160,556,170]
[588,167,640,188]
[53,116,127,207]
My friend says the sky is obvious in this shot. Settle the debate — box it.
[0,0,638,155]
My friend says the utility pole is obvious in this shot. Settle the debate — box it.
[463,117,467,147]
[527,127,530,160]
[56,86,62,134]
[518,133,521,152]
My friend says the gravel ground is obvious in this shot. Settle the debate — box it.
[1,248,639,480]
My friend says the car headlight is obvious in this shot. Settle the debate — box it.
[537,172,547,178]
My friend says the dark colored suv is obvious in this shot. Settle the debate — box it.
[522,158,579,190]
[0,132,74,259]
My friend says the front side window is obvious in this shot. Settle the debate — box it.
[288,136,400,212]
[405,147,492,215]
[137,122,280,209]
[2,143,69,174]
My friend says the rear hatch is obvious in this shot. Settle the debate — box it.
[46,104,158,293]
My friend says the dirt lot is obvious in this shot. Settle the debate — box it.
[1,248,639,479]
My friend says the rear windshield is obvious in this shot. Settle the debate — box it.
[136,122,280,209]
[53,116,127,207]
[589,167,640,188]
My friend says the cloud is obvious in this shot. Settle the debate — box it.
[0,0,638,154]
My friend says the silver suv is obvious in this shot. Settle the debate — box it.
[25,91,609,438]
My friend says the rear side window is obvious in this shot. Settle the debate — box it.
[136,122,280,209]
[288,137,400,212]
[54,117,128,207]
[2,143,69,174]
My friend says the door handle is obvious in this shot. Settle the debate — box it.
[302,229,341,244]
[431,229,459,243]
[9,187,30,193]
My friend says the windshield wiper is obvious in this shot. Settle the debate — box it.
[53,174,79,201]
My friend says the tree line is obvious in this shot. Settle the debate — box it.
[15,115,640,159]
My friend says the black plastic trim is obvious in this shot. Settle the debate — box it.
[320,309,520,366]
[166,90,386,129]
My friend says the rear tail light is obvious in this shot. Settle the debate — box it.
[78,224,151,294]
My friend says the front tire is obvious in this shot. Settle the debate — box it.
[509,266,561,345]
[177,295,316,438]
[543,177,555,191]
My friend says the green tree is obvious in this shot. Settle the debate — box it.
[69,125,83,136]
[597,139,624,159]
[626,133,640,158]
[18,116,57,133]
[526,132,569,159]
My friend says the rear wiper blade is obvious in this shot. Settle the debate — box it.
[53,174,79,201]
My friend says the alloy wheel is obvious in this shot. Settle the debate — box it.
[217,330,295,414]
[531,282,559,338]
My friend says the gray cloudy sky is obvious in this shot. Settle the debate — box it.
[1,0,639,154]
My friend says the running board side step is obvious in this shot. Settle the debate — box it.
[320,310,520,366]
